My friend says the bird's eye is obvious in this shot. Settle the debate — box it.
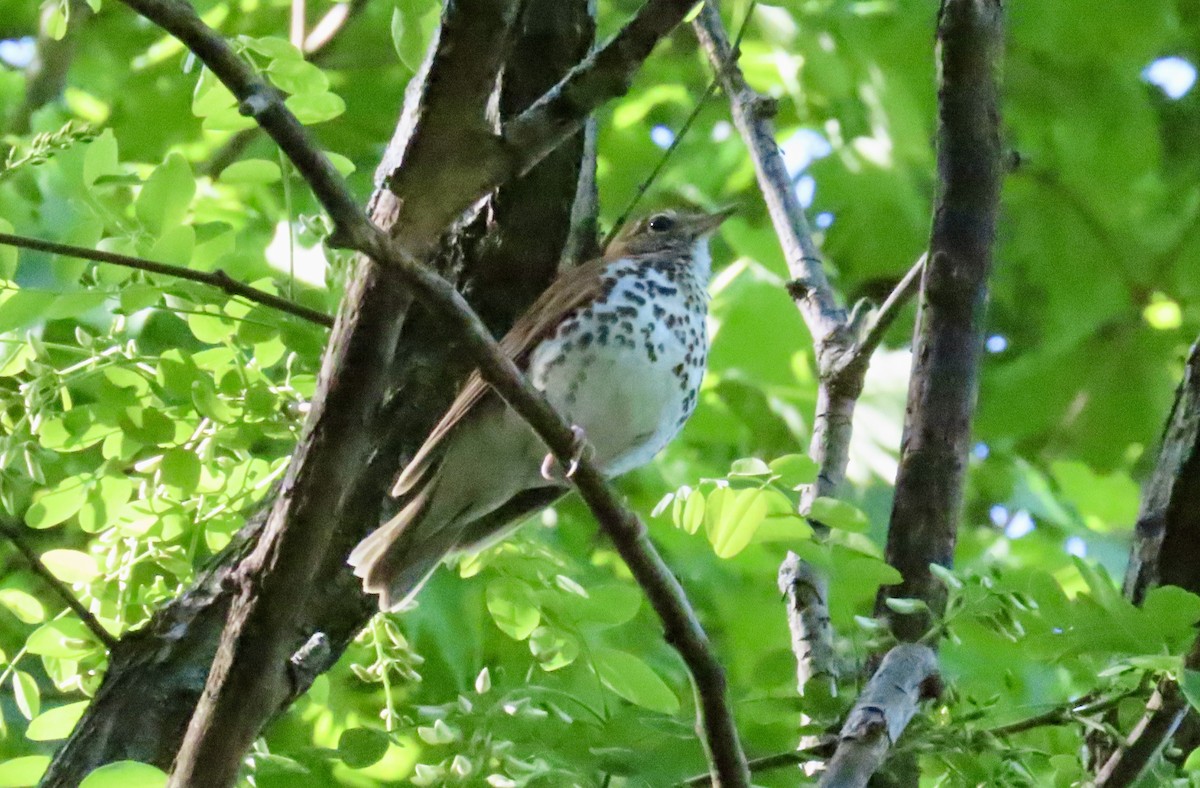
[648,214,674,232]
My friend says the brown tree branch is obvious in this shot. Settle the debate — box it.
[1094,641,1200,788]
[0,523,118,650]
[106,0,749,786]
[1123,340,1200,604]
[874,0,1004,641]
[800,0,1004,782]
[1093,341,1200,782]
[818,644,939,788]
[0,232,334,327]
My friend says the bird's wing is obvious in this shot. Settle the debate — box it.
[391,256,611,497]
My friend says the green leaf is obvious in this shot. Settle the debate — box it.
[486,578,540,640]
[807,496,870,532]
[25,475,90,528]
[219,159,282,185]
[592,647,679,714]
[563,584,641,629]
[769,453,820,488]
[0,755,51,787]
[390,0,438,70]
[79,474,134,533]
[674,489,705,535]
[13,670,39,720]
[45,3,68,40]
[82,129,120,187]
[705,487,768,558]
[78,761,168,788]
[1183,671,1200,718]
[160,448,201,493]
[147,224,194,266]
[38,549,99,583]
[338,727,390,769]
[267,59,330,95]
[135,153,194,234]
[529,626,579,671]
[285,92,346,125]
[0,589,46,624]
[27,618,100,658]
[884,597,928,615]
[26,700,88,741]
[729,457,771,476]
[325,151,356,177]
[0,290,58,334]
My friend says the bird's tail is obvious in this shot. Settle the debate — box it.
[349,489,456,611]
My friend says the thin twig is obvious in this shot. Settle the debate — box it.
[0,232,334,328]
[0,524,118,650]
[988,689,1138,738]
[110,0,750,785]
[845,253,926,372]
[678,746,833,787]
[693,0,849,721]
[603,0,760,245]
[604,75,719,247]
[1095,681,1190,788]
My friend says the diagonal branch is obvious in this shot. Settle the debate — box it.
[110,1,749,786]
[818,644,939,788]
[0,232,333,327]
[1,523,118,650]
[691,1,845,347]
[1094,340,1200,784]
[1094,639,1200,788]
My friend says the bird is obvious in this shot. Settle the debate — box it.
[349,207,732,611]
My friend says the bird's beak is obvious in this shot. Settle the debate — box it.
[692,206,736,236]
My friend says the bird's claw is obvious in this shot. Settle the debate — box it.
[541,425,591,483]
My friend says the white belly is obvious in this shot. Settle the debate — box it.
[528,266,707,478]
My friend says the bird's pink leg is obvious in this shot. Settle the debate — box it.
[540,425,591,482]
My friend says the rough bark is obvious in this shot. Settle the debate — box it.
[1091,344,1200,782]
[875,0,1004,642]
[818,645,939,788]
[1123,342,1200,603]
[43,1,593,783]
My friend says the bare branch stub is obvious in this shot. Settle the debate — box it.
[875,0,1004,642]
[818,644,939,788]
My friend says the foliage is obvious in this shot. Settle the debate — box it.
[0,0,1198,785]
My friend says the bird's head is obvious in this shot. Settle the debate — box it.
[603,207,734,264]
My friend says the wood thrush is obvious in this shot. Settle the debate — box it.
[350,207,732,610]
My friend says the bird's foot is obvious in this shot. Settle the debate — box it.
[540,425,592,482]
